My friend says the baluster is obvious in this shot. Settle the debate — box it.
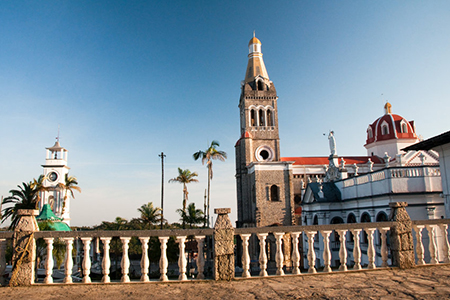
[44,238,54,284]
[321,231,332,272]
[81,237,92,283]
[120,237,131,282]
[257,233,268,276]
[177,236,187,281]
[379,227,390,267]
[139,237,150,282]
[291,232,301,275]
[195,236,205,279]
[366,228,376,269]
[0,239,7,286]
[351,229,362,270]
[438,224,450,263]
[413,225,425,265]
[240,234,251,278]
[305,231,317,273]
[159,237,169,281]
[337,229,348,271]
[426,225,439,264]
[62,238,74,284]
[274,232,285,276]
[100,237,111,283]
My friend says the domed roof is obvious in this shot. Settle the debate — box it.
[248,36,261,46]
[365,102,417,146]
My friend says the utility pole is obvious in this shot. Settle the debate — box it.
[203,189,207,228]
[159,152,166,229]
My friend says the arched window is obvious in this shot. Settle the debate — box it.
[382,125,388,135]
[267,109,273,126]
[258,80,265,91]
[259,109,265,126]
[368,128,373,139]
[376,212,389,246]
[401,123,408,133]
[331,217,344,242]
[376,212,388,222]
[250,109,256,126]
[347,213,357,242]
[313,215,319,242]
[270,185,279,202]
[361,213,371,244]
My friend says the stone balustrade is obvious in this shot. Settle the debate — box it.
[1,212,450,286]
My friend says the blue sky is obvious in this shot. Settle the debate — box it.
[1,1,449,226]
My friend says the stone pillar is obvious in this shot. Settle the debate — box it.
[213,208,234,281]
[9,209,39,286]
[389,202,415,269]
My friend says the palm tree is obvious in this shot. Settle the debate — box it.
[1,181,39,229]
[31,174,49,208]
[58,174,81,215]
[177,203,205,228]
[193,140,227,227]
[169,168,198,228]
[137,202,162,227]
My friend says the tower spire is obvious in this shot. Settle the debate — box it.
[245,33,269,82]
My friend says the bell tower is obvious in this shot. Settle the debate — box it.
[41,137,71,225]
[235,34,294,228]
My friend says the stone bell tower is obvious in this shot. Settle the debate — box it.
[235,33,294,228]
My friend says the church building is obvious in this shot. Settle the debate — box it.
[235,34,442,230]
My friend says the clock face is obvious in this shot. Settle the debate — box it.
[48,172,58,182]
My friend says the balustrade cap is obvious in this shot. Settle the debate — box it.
[215,208,231,214]
[389,202,408,208]
[17,209,39,216]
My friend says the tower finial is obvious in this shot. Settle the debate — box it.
[253,30,255,38]
[384,102,392,114]
[56,125,60,143]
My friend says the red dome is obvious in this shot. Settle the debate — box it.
[365,108,417,146]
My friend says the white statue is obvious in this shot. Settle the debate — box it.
[328,131,337,156]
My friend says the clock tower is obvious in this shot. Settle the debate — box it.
[40,139,71,225]
[235,34,294,228]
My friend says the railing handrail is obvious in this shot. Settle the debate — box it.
[33,228,214,239]
[2,219,450,238]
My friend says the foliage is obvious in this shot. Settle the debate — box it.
[176,203,205,228]
[36,221,66,270]
[193,140,227,227]
[137,202,163,227]
[58,174,81,213]
[1,181,40,229]
[169,168,198,228]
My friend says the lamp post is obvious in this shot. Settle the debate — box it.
[159,152,166,229]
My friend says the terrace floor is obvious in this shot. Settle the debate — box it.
[2,264,450,299]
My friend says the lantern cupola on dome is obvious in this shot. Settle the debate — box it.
[364,102,419,158]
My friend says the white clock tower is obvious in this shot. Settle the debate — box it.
[40,139,71,225]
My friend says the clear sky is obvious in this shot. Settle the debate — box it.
[1,1,449,227]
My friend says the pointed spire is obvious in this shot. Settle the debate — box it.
[245,33,269,82]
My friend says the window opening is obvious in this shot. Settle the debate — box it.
[250,109,256,126]
[259,109,265,126]
[270,185,279,202]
